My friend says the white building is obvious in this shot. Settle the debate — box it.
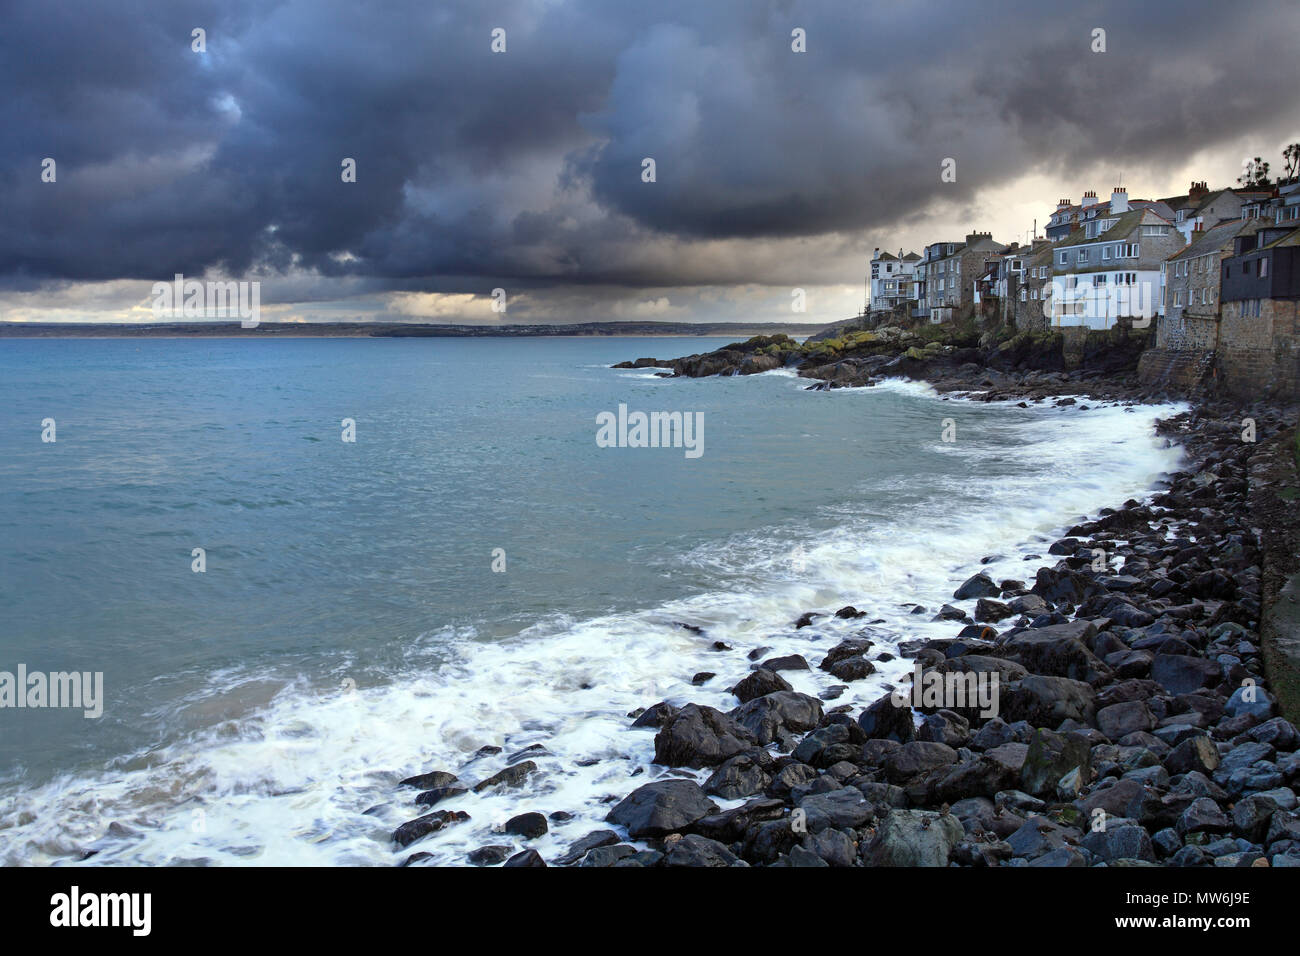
[869,248,920,312]
[1048,189,1182,329]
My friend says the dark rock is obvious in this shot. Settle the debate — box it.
[664,833,744,867]
[473,761,538,793]
[605,779,718,838]
[884,741,959,784]
[955,573,1000,600]
[703,754,771,799]
[466,845,512,866]
[1166,735,1221,776]
[730,691,823,746]
[1178,797,1232,836]
[1150,654,1222,695]
[796,788,875,832]
[759,654,810,672]
[1097,700,1156,740]
[730,668,792,703]
[864,809,964,866]
[630,701,679,729]
[399,770,459,790]
[504,812,548,839]
[556,829,621,866]
[393,810,469,848]
[858,693,916,743]
[654,704,757,767]
[1082,823,1156,863]
[1003,675,1096,726]
[414,785,468,807]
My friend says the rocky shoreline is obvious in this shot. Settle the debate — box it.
[613,324,1165,405]
[386,335,1300,867]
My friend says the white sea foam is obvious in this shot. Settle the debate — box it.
[0,393,1187,867]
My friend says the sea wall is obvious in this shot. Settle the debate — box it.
[1219,298,1300,399]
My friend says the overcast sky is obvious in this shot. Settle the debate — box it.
[4,0,1299,325]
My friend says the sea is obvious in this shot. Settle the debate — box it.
[0,335,1185,864]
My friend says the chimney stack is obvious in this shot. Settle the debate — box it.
[1188,181,1209,203]
[1110,186,1129,214]
[1056,198,1072,212]
[1082,190,1100,207]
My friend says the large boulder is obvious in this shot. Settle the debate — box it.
[995,622,1111,685]
[730,668,792,703]
[863,809,964,866]
[605,779,719,838]
[1002,675,1096,727]
[703,754,771,799]
[796,788,875,833]
[654,704,757,767]
[1096,700,1156,740]
[858,692,916,743]
[1020,728,1091,797]
[954,573,1000,600]
[730,691,824,746]
[884,741,959,784]
[664,833,746,867]
[1151,654,1222,695]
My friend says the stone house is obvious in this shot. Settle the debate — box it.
[1161,181,1270,243]
[1049,188,1183,329]
[1217,223,1300,395]
[1160,219,1259,349]
[913,239,961,321]
[1013,241,1054,330]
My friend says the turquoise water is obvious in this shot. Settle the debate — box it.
[0,336,1184,864]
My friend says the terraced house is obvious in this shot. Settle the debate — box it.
[1161,219,1259,348]
[1050,189,1182,329]
[1162,181,1271,243]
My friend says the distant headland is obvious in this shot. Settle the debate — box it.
[0,321,832,340]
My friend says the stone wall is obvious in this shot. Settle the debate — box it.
[1219,298,1300,398]
[1155,311,1218,351]
[1137,348,1215,389]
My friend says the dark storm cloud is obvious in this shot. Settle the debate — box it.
[2,0,1298,293]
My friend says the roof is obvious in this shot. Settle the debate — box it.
[873,251,898,261]
[1054,208,1146,248]
[1260,225,1300,250]
[901,252,921,261]
[1167,219,1257,261]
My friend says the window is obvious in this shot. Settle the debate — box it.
[1059,252,1068,265]
[1020,288,1027,301]
[1031,288,1038,300]
[1260,257,1270,278]
[1078,249,1090,264]
[1201,288,1209,304]
[1142,225,1169,237]
[1174,292,1182,306]
[1103,246,1111,260]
